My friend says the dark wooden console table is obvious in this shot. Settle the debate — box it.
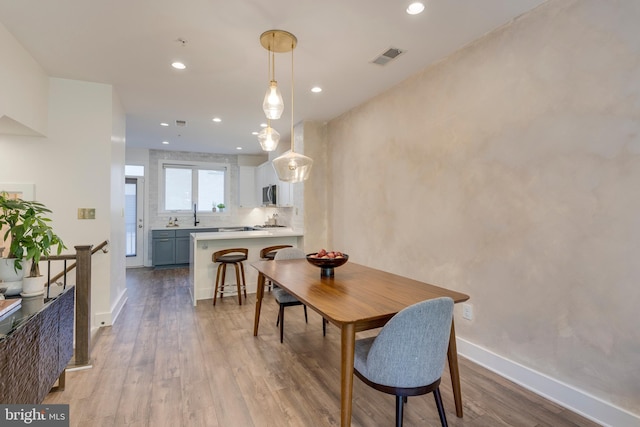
[0,286,75,403]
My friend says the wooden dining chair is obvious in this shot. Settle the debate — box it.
[353,297,454,427]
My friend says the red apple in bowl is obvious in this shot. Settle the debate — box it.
[306,250,349,277]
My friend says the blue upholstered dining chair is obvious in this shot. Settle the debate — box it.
[272,247,326,343]
[353,297,454,427]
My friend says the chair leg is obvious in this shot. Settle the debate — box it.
[239,261,248,298]
[279,304,285,343]
[213,264,223,306]
[433,387,448,427]
[233,262,242,305]
[219,264,227,298]
[322,318,327,336]
[303,305,308,323]
[395,395,404,427]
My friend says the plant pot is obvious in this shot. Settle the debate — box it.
[21,276,45,296]
[0,258,25,296]
[0,258,25,283]
[1,280,23,296]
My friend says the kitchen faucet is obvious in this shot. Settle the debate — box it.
[193,203,199,226]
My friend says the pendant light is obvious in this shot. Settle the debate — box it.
[257,36,282,151]
[261,31,289,120]
[262,30,313,182]
[257,119,280,151]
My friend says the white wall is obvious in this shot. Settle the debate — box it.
[321,0,640,424]
[1,27,125,332]
[109,91,127,325]
[0,22,48,135]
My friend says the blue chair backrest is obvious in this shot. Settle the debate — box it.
[274,247,306,260]
[365,297,454,388]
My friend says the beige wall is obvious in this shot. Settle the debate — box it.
[300,121,328,252]
[321,0,640,417]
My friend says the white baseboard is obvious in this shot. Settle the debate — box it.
[456,338,640,427]
[110,287,128,324]
[93,287,128,327]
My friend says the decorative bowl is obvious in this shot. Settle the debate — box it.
[306,253,349,277]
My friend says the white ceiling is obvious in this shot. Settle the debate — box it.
[0,0,545,155]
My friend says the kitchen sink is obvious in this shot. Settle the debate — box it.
[217,226,257,232]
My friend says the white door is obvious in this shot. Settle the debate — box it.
[125,177,145,267]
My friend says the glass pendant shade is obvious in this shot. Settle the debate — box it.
[257,126,280,151]
[272,151,314,183]
[263,81,284,120]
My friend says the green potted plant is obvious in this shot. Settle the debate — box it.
[0,194,66,295]
[217,203,225,212]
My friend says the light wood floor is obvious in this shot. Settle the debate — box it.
[44,267,600,426]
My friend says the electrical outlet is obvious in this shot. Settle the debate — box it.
[462,303,473,321]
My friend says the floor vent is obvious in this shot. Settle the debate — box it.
[371,47,405,66]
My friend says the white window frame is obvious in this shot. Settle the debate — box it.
[158,160,230,214]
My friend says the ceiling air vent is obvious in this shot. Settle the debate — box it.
[176,120,187,127]
[371,47,405,66]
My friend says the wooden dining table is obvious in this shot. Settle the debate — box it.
[252,258,470,427]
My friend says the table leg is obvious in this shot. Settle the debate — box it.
[447,319,464,417]
[341,323,356,427]
[253,272,265,336]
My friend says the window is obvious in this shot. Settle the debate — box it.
[125,165,144,177]
[125,178,138,256]
[160,161,228,212]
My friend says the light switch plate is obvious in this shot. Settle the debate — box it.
[78,208,96,219]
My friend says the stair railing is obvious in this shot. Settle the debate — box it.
[44,240,109,367]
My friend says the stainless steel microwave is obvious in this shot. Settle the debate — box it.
[262,184,277,206]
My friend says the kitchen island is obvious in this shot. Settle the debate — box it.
[189,228,304,305]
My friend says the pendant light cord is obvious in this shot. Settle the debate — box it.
[290,42,295,153]
[267,45,272,130]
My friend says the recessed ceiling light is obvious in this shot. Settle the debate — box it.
[406,2,425,15]
[212,117,222,123]
[162,141,170,145]
[260,123,267,128]
[311,86,322,93]
[160,122,169,127]
[236,147,243,150]
[252,131,259,135]
[171,61,186,70]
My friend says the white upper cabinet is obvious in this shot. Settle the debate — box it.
[255,161,294,207]
[238,166,257,208]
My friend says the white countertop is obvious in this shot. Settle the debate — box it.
[189,228,304,304]
[190,228,303,241]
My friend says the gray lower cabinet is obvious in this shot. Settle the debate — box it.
[152,228,216,267]
[152,230,176,266]
[175,230,192,264]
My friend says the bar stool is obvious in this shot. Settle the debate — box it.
[259,244,292,292]
[212,248,248,306]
